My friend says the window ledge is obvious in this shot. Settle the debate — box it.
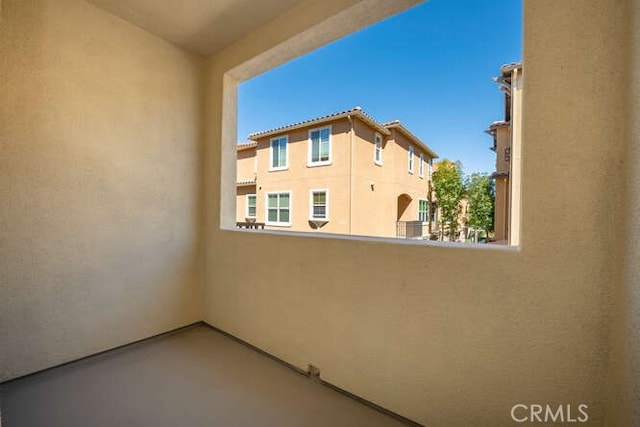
[269,167,289,172]
[224,227,521,251]
[307,161,332,168]
[265,222,292,227]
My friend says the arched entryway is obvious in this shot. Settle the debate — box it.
[396,193,412,221]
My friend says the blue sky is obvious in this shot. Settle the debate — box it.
[238,0,522,175]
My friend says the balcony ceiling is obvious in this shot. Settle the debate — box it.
[86,0,308,56]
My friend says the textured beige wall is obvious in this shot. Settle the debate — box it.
[205,0,634,425]
[0,0,203,381]
[351,121,431,237]
[493,126,510,242]
[236,148,256,183]
[235,186,256,222]
[509,70,523,246]
[605,0,640,425]
[493,178,509,242]
[495,127,510,174]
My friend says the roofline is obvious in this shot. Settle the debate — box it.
[500,62,523,75]
[383,121,439,159]
[485,120,510,135]
[248,107,390,140]
[237,142,257,151]
[246,106,439,159]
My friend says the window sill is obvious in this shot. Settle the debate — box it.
[265,222,292,227]
[269,167,289,172]
[225,227,521,251]
[307,161,332,168]
[374,161,383,167]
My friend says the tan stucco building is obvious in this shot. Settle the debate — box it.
[486,62,523,245]
[236,107,438,238]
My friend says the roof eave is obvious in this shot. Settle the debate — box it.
[500,62,523,75]
[237,142,258,151]
[248,109,390,140]
[385,123,439,159]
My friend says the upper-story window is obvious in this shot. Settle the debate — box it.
[246,194,257,218]
[408,145,414,173]
[308,126,331,166]
[374,133,383,165]
[270,136,288,171]
[419,153,424,178]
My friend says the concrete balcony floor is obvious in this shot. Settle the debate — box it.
[0,325,409,427]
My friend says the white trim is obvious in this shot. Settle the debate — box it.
[408,145,414,174]
[265,191,292,227]
[309,188,329,221]
[245,194,257,218]
[307,125,332,167]
[419,152,424,178]
[374,133,383,166]
[269,135,288,171]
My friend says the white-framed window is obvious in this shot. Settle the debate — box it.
[270,136,288,171]
[408,145,414,173]
[309,189,329,220]
[246,194,257,218]
[308,126,331,166]
[428,159,433,179]
[418,199,429,222]
[266,191,291,226]
[374,133,383,165]
[419,152,424,178]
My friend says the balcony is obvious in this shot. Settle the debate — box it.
[396,221,427,239]
[1,325,410,426]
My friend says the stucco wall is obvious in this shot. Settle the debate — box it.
[351,120,431,237]
[205,0,633,425]
[495,126,510,174]
[0,0,204,381]
[236,148,256,183]
[605,0,640,425]
[252,119,351,233]
[2,0,635,424]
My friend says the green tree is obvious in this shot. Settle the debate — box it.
[431,160,464,241]
[466,173,495,242]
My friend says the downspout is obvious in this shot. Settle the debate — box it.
[347,115,354,234]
